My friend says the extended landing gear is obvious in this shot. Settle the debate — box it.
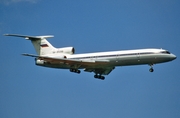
[70,69,81,74]
[149,64,154,72]
[149,68,154,72]
[94,74,105,80]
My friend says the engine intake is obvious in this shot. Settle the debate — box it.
[35,59,44,65]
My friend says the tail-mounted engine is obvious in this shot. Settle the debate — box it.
[35,59,44,65]
[56,47,75,55]
[35,54,67,66]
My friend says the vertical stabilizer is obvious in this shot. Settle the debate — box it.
[31,38,56,55]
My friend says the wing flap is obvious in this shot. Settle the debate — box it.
[22,53,114,75]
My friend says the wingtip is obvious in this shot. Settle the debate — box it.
[4,34,9,36]
[4,34,16,36]
[22,53,28,56]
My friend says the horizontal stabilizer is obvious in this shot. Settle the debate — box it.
[22,53,38,57]
[4,34,54,40]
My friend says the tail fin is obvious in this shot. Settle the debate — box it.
[4,34,56,55]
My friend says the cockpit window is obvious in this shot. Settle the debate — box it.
[161,51,171,54]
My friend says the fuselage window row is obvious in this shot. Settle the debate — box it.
[69,52,170,60]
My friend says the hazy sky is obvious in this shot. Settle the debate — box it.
[0,0,180,118]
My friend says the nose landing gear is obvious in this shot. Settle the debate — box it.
[149,64,154,72]
[149,68,154,72]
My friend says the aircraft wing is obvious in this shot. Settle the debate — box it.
[84,67,115,75]
[22,53,114,75]
[22,53,110,67]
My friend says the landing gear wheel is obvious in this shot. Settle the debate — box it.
[70,69,73,72]
[70,69,81,74]
[94,74,105,80]
[100,76,105,80]
[94,75,98,78]
[76,70,81,74]
[149,68,154,72]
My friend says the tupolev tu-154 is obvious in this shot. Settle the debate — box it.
[4,34,177,80]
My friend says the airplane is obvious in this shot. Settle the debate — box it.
[4,34,177,80]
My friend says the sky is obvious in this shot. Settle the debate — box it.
[0,0,180,118]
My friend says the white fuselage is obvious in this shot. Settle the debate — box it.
[40,48,176,69]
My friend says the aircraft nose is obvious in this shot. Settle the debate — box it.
[170,54,177,60]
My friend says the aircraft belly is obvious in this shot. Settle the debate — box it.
[36,63,72,69]
[115,55,162,66]
[140,54,173,64]
[116,56,139,66]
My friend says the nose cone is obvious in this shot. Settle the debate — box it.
[170,54,177,60]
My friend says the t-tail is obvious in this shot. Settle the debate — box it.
[4,34,75,55]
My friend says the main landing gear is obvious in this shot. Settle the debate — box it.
[94,74,105,80]
[70,69,81,74]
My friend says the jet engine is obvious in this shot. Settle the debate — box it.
[35,59,44,65]
[56,47,75,55]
